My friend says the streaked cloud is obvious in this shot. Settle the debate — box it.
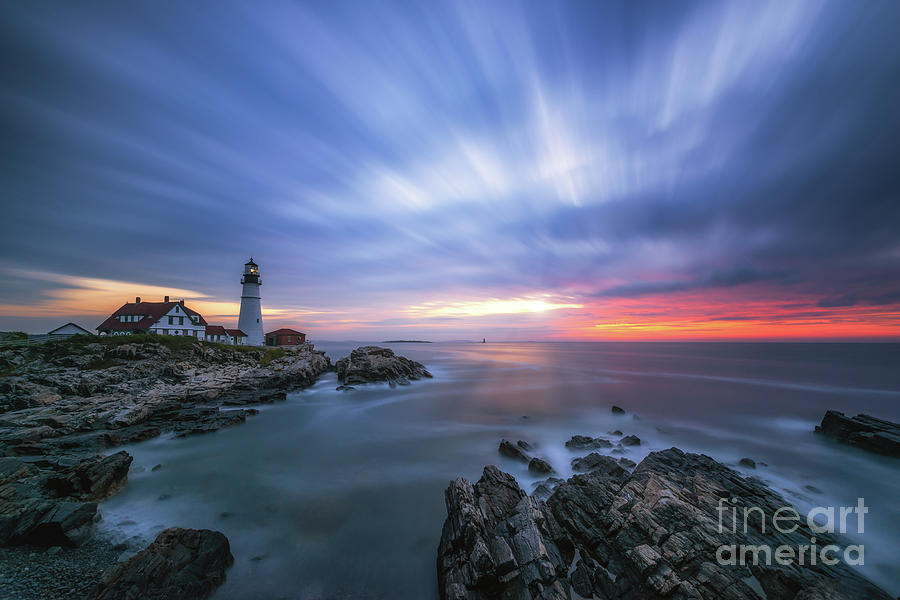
[0,1,898,339]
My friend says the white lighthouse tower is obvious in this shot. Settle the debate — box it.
[238,258,264,346]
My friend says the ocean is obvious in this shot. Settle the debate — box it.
[97,342,900,598]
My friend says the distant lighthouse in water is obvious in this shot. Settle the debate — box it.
[238,258,264,346]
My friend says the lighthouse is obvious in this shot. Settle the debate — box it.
[238,258,264,346]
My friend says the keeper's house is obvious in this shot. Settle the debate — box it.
[96,296,246,345]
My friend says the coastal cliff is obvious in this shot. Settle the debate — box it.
[0,335,331,455]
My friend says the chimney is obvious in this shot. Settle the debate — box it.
[164,295,170,302]
[135,296,141,303]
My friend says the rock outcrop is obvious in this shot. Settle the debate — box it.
[88,527,233,600]
[564,435,612,450]
[0,451,132,546]
[570,452,626,476]
[815,410,900,458]
[334,346,432,387]
[527,458,554,476]
[498,439,557,476]
[499,439,531,463]
[0,338,330,458]
[437,448,890,600]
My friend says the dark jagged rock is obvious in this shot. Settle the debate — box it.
[88,527,233,600]
[437,448,891,600]
[611,405,625,415]
[570,452,626,476]
[617,457,636,469]
[531,477,563,502]
[564,434,612,450]
[527,457,554,475]
[620,434,641,446]
[815,410,900,458]
[438,466,568,600]
[0,452,132,547]
[499,439,530,463]
[738,457,756,469]
[516,440,534,451]
[334,345,431,386]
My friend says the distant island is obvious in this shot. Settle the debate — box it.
[382,339,432,343]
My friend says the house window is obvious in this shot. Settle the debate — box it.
[168,316,174,325]
[178,317,184,325]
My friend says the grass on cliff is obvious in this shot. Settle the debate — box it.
[35,333,265,358]
[260,347,286,366]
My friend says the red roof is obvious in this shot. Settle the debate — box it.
[205,325,227,336]
[225,329,246,337]
[97,301,207,332]
[265,328,305,336]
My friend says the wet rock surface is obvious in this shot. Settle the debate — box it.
[619,434,641,446]
[564,434,612,450]
[499,439,532,463]
[527,457,554,476]
[87,527,233,600]
[437,447,891,600]
[570,452,626,476]
[334,345,432,386]
[0,451,132,546]
[815,410,900,458]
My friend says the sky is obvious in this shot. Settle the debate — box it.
[1,1,899,341]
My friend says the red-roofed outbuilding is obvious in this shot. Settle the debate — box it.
[265,328,306,346]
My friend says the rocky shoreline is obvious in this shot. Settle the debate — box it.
[0,336,332,454]
[438,447,892,600]
[3,338,896,599]
[0,337,433,598]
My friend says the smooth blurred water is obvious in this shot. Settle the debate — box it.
[98,342,900,598]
